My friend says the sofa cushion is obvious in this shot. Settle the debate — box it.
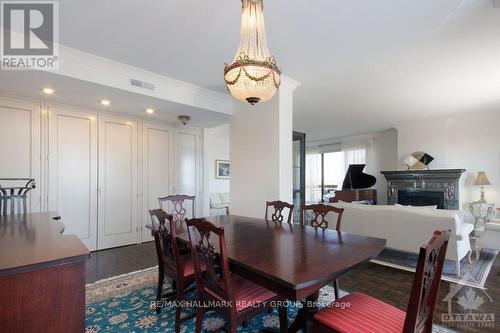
[395,203,437,210]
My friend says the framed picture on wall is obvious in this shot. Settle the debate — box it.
[216,160,230,179]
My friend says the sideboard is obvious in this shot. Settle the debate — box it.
[0,212,89,332]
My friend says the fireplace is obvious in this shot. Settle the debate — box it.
[398,190,445,209]
[381,169,465,210]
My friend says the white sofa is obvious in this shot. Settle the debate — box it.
[478,219,500,251]
[328,202,474,275]
[209,193,230,215]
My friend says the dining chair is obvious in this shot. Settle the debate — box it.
[185,217,288,333]
[313,229,450,333]
[301,203,344,299]
[265,200,294,224]
[149,209,201,333]
[0,178,36,215]
[158,194,195,222]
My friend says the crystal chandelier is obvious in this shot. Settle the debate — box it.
[224,0,281,105]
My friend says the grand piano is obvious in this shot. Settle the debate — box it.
[329,164,377,204]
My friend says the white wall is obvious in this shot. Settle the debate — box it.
[203,123,230,216]
[371,129,399,204]
[397,118,449,170]
[396,113,500,213]
[230,79,298,218]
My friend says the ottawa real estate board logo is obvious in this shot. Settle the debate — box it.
[441,272,495,329]
[1,1,59,70]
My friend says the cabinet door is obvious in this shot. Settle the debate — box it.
[48,106,98,251]
[0,98,41,212]
[98,116,138,249]
[174,128,201,217]
[142,123,172,242]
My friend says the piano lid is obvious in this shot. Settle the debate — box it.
[342,164,377,190]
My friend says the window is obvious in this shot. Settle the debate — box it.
[306,149,366,203]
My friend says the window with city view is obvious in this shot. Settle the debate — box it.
[306,149,366,203]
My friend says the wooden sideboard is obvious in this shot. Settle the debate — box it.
[0,212,89,332]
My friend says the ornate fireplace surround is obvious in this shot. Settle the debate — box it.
[381,169,465,210]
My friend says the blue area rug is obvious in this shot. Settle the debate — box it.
[85,267,456,333]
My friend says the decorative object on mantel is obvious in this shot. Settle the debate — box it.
[215,160,230,179]
[381,169,465,210]
[473,171,491,203]
[468,202,496,260]
[403,151,434,170]
[178,115,191,125]
[224,0,281,105]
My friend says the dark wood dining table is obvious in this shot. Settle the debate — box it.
[173,214,387,332]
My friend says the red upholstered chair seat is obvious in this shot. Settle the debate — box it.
[313,292,406,333]
[205,273,277,312]
[181,257,206,277]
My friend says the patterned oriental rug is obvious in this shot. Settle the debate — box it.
[85,267,457,333]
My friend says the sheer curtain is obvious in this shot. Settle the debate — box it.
[340,136,373,187]
[306,151,322,203]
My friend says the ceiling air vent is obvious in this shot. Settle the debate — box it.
[130,78,155,91]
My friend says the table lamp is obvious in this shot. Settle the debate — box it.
[473,171,491,203]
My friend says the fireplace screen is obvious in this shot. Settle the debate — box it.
[398,190,445,209]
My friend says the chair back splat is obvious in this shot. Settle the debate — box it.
[301,203,344,231]
[158,194,195,222]
[149,209,183,274]
[185,218,234,303]
[265,200,294,224]
[403,229,450,332]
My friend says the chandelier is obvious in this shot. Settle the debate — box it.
[224,0,281,105]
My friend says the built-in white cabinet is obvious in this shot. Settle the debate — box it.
[0,96,203,251]
[174,128,201,218]
[0,98,41,213]
[48,106,98,251]
[141,122,173,242]
[97,116,139,249]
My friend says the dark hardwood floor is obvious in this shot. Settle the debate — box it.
[86,242,157,283]
[86,242,499,332]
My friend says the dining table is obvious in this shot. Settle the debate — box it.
[171,214,387,333]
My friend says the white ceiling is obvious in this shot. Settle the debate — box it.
[0,71,230,127]
[25,1,500,139]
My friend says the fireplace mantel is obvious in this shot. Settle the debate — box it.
[381,169,465,210]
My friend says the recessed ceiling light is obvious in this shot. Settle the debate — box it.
[146,108,155,114]
[101,99,111,106]
[43,88,54,95]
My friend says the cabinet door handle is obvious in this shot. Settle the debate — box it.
[97,188,102,197]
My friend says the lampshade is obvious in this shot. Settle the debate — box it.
[224,0,281,105]
[473,171,491,186]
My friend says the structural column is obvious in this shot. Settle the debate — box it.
[230,77,300,218]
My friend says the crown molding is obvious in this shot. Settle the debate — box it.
[2,29,234,116]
